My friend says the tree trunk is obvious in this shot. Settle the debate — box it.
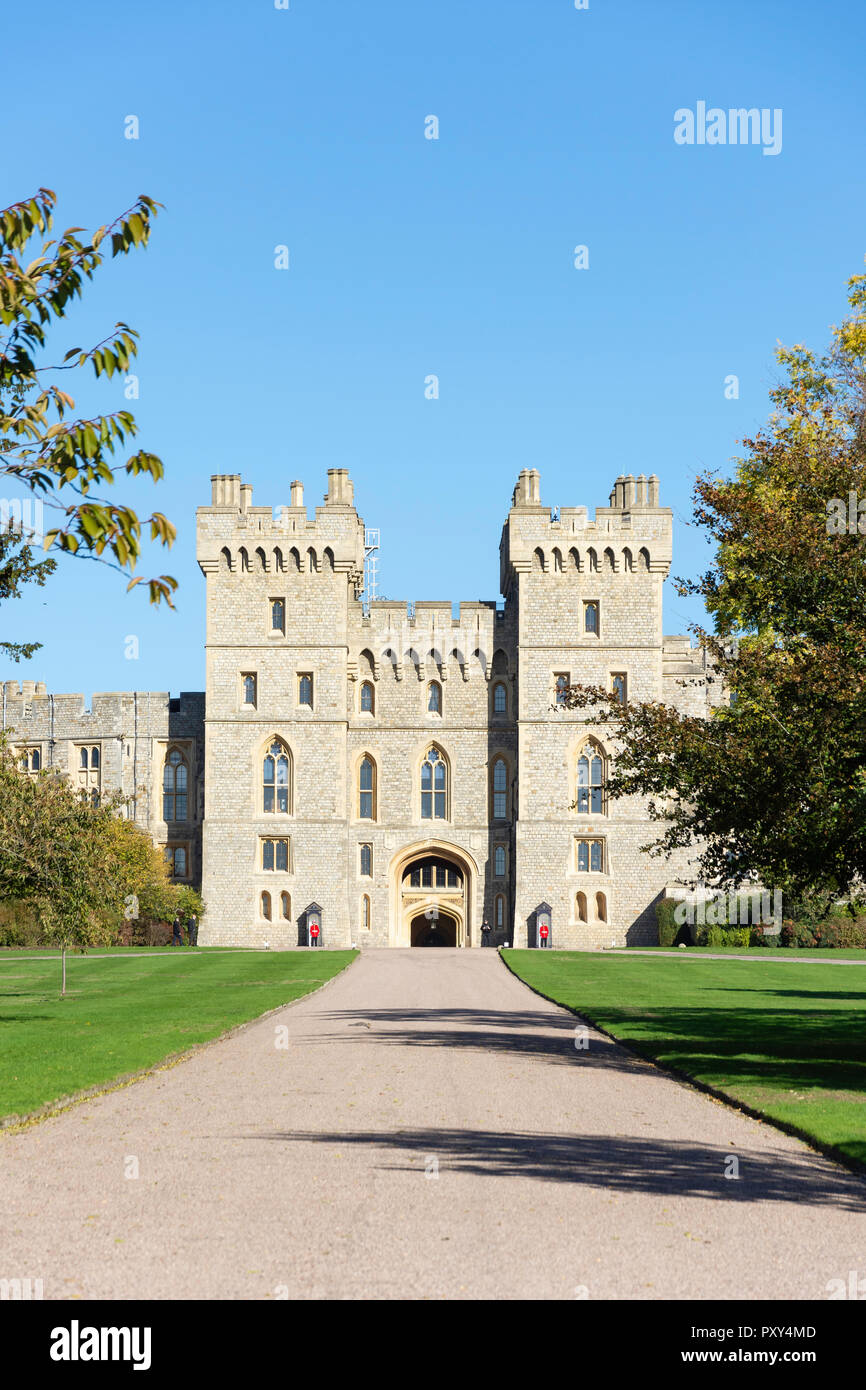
[61,945,66,998]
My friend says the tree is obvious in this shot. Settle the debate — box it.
[0,522,55,660]
[0,188,177,664]
[0,741,123,994]
[561,262,866,908]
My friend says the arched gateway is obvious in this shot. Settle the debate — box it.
[388,842,478,947]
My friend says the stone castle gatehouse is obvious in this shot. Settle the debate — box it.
[4,468,711,948]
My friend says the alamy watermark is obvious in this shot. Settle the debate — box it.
[674,103,782,157]
[1,497,45,544]
[674,889,782,935]
[826,493,866,535]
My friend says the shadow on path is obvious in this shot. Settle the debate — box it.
[254,1127,866,1209]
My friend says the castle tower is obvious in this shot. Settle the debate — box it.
[196,470,366,944]
[502,468,675,946]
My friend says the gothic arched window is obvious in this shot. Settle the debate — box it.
[163,747,188,822]
[360,681,375,714]
[427,681,442,714]
[494,845,506,877]
[263,739,291,814]
[421,747,447,820]
[261,890,272,921]
[281,891,291,921]
[492,758,508,820]
[493,682,507,715]
[576,746,605,815]
[359,756,376,820]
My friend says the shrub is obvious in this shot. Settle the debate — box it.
[656,897,680,947]
[698,924,751,949]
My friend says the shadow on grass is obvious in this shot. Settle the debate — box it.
[254,1128,866,1208]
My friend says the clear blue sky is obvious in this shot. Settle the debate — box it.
[2,0,865,698]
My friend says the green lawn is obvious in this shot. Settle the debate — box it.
[0,948,356,1122]
[504,949,866,1168]
[619,945,866,959]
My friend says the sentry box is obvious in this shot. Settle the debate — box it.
[534,902,552,949]
[305,903,323,948]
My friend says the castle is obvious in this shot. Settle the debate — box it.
[2,468,712,949]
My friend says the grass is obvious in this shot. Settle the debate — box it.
[503,949,866,1168]
[620,945,866,958]
[0,947,356,1122]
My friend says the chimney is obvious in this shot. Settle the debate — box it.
[325,468,354,507]
[239,483,253,512]
[290,480,304,508]
[635,473,647,506]
[622,473,635,509]
[210,474,242,508]
[512,469,532,507]
[647,474,660,506]
[529,469,541,504]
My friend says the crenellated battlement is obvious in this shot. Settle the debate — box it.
[197,468,366,579]
[500,467,672,592]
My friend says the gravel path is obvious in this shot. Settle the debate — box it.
[3,948,865,1300]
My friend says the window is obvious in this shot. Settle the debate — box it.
[596,891,608,923]
[612,673,627,706]
[263,739,291,813]
[281,891,292,921]
[555,674,570,707]
[360,843,373,877]
[495,895,505,930]
[575,839,605,873]
[421,747,447,820]
[360,681,375,714]
[361,894,371,931]
[427,681,442,714]
[492,758,508,820]
[21,747,40,773]
[243,673,257,706]
[261,890,272,921]
[270,598,285,633]
[165,845,188,879]
[584,601,600,635]
[406,857,461,888]
[493,682,507,715]
[163,747,188,821]
[576,746,605,814]
[576,891,588,922]
[359,756,376,820]
[262,838,291,872]
[77,743,101,798]
[298,673,313,708]
[494,845,506,877]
